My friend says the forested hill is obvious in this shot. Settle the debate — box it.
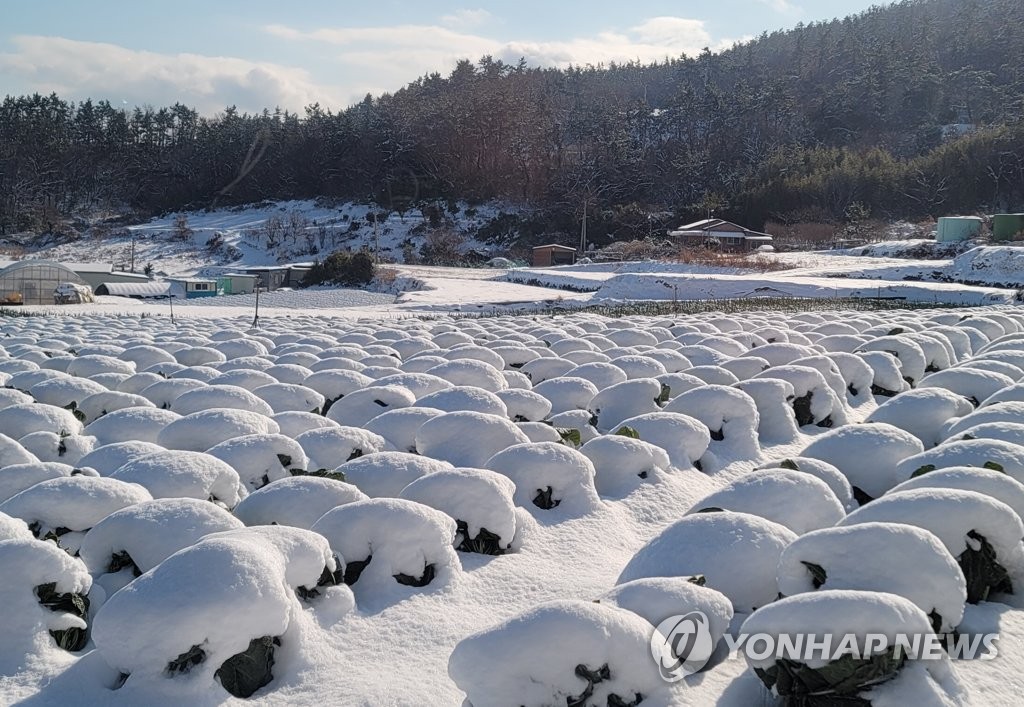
[2,0,1023,241]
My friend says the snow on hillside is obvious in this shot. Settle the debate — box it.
[26,200,516,277]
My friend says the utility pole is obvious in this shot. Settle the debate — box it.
[579,198,588,253]
[252,285,261,329]
[167,291,175,324]
[130,234,136,272]
[373,210,380,265]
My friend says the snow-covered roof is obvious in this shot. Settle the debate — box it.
[98,282,179,298]
[65,262,115,273]
[676,218,723,230]
[168,277,217,284]
[0,259,115,273]
[532,244,577,251]
[668,219,773,240]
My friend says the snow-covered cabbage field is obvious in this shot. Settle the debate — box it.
[3,306,1024,705]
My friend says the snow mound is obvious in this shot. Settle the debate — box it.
[889,467,1024,532]
[840,488,1024,603]
[919,368,1016,407]
[589,378,664,431]
[485,442,600,516]
[687,469,845,534]
[206,433,310,492]
[664,384,761,461]
[800,423,925,501]
[618,511,797,613]
[156,408,280,452]
[336,451,452,498]
[311,498,460,601]
[170,385,275,417]
[110,450,244,508]
[615,412,711,470]
[894,439,1024,485]
[233,476,367,529]
[0,537,93,673]
[0,403,83,438]
[0,476,152,553]
[415,411,530,467]
[777,522,966,632]
[84,407,183,445]
[295,426,388,472]
[448,600,668,707]
[324,385,417,427]
[91,535,295,696]
[400,467,518,553]
[759,456,856,511]
[79,497,242,580]
[601,576,733,663]
[75,440,165,476]
[580,435,671,496]
[866,388,974,447]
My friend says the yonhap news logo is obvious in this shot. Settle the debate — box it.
[651,614,1000,682]
[651,611,716,681]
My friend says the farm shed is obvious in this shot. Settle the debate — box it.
[992,214,1024,241]
[936,216,983,243]
[217,273,258,295]
[532,244,578,267]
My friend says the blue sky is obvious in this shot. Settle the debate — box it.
[1,0,876,114]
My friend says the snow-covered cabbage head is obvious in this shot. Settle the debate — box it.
[449,600,669,707]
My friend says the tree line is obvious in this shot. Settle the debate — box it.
[1,0,1022,243]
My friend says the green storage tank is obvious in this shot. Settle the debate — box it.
[936,216,983,243]
[992,214,1024,241]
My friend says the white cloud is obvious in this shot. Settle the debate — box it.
[440,9,493,29]
[269,15,736,75]
[0,17,741,114]
[0,35,345,114]
[756,0,802,14]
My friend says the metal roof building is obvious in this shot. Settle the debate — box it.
[63,262,151,290]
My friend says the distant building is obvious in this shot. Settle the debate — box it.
[992,214,1024,242]
[167,277,218,299]
[64,262,151,290]
[242,264,311,290]
[668,219,774,252]
[531,244,577,267]
[936,216,983,243]
[217,273,258,295]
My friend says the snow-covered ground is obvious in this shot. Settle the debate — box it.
[23,199,516,277]
[2,304,1024,705]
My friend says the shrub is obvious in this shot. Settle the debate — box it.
[306,251,375,287]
